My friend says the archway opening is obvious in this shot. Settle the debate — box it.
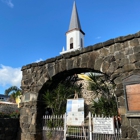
[38,68,118,117]
[36,68,119,139]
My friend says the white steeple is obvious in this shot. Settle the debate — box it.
[60,1,85,55]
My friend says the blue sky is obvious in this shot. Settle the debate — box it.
[0,0,140,94]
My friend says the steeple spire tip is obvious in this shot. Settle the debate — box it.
[68,1,81,31]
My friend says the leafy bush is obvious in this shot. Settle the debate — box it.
[43,81,82,115]
[78,73,118,117]
[43,74,83,115]
[91,96,117,116]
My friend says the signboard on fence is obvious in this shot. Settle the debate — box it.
[93,117,115,134]
[66,98,84,126]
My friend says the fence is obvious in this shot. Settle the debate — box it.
[43,112,121,140]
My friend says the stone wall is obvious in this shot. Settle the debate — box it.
[0,118,19,140]
[19,101,44,140]
[77,79,95,105]
[0,103,18,114]
[20,31,140,140]
[120,115,140,140]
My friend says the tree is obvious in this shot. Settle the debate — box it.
[78,73,117,116]
[4,86,21,103]
[43,75,82,115]
[4,86,21,96]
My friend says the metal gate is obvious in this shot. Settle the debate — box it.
[43,112,121,140]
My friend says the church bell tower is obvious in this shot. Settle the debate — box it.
[60,1,85,55]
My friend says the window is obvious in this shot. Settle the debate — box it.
[70,38,73,49]
[81,38,83,48]
[70,43,73,49]
[0,97,4,101]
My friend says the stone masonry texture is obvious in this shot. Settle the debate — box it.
[20,31,140,140]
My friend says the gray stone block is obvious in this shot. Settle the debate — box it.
[94,58,103,71]
[121,126,138,139]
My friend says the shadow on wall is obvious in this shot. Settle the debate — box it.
[0,118,20,140]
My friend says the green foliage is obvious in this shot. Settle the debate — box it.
[43,79,82,115]
[4,86,21,96]
[4,86,21,102]
[43,77,82,138]
[85,73,117,116]
[91,96,117,116]
[10,91,21,101]
[88,73,115,98]
[47,118,63,128]
[44,116,64,139]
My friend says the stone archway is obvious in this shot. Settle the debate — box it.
[20,31,140,140]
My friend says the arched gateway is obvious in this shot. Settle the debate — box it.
[20,31,140,140]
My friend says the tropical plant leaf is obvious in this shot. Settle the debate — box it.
[78,72,117,116]
[43,78,82,115]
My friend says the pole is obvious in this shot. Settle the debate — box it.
[89,112,92,140]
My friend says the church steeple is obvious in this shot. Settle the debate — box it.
[60,1,85,55]
[69,1,81,31]
[68,1,85,35]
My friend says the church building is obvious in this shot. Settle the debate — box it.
[60,1,85,54]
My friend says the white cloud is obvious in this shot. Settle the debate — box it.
[0,65,22,88]
[35,58,43,63]
[1,0,14,8]
[95,36,101,39]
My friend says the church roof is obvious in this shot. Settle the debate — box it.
[69,1,82,31]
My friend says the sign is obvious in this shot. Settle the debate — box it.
[66,98,84,126]
[126,84,140,111]
[123,74,140,114]
[21,93,37,103]
[93,117,115,134]
[25,93,30,101]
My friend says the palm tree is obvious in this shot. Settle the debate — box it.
[4,86,21,103]
[4,86,21,96]
[43,75,82,115]
[78,73,117,116]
